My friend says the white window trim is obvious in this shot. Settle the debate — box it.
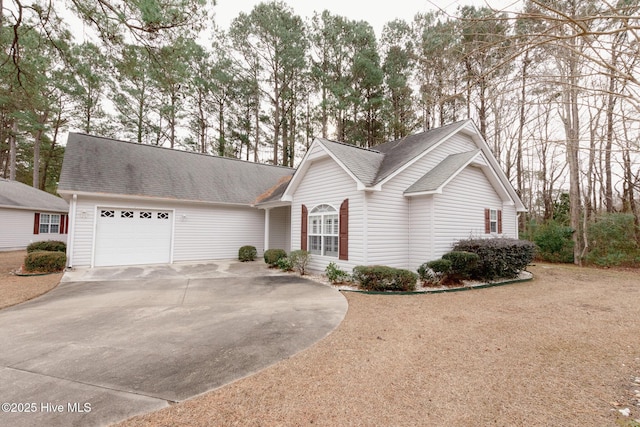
[39,213,61,234]
[308,204,339,257]
[490,209,498,234]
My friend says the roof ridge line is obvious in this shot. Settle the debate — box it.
[317,138,383,154]
[69,133,295,171]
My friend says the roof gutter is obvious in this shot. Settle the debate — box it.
[66,194,77,269]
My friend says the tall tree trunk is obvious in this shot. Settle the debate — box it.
[517,51,530,232]
[604,51,617,213]
[9,121,17,181]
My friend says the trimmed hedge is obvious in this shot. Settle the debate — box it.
[352,265,418,292]
[24,250,66,273]
[238,245,257,262]
[453,238,535,280]
[264,249,287,266]
[325,262,350,284]
[27,240,66,253]
[442,251,479,281]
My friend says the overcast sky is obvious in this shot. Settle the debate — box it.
[211,0,521,36]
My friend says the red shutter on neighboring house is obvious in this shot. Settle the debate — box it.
[498,210,503,234]
[484,209,490,234]
[339,199,349,261]
[33,213,40,235]
[301,205,308,251]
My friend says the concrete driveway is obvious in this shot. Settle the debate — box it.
[0,260,347,427]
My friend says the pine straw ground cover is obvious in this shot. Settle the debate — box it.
[0,250,62,310]
[118,264,640,427]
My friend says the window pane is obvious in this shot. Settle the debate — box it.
[40,214,50,223]
[324,236,338,256]
[50,224,60,233]
[39,224,49,234]
[50,215,60,224]
[490,210,497,220]
[309,236,321,254]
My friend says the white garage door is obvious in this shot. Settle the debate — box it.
[94,208,172,267]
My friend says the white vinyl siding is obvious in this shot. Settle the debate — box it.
[432,166,510,258]
[408,196,434,271]
[0,208,67,251]
[68,196,266,267]
[291,157,364,273]
[267,206,291,252]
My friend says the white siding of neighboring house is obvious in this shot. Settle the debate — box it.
[67,195,265,267]
[431,165,513,262]
[267,206,291,252]
[290,157,364,274]
[0,208,68,251]
[365,132,480,270]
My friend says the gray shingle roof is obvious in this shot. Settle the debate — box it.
[58,133,294,205]
[374,120,470,183]
[0,178,68,212]
[404,150,481,194]
[316,138,384,186]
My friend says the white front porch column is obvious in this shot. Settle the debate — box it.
[264,208,271,252]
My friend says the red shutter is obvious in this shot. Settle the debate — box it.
[301,205,308,251]
[339,199,349,260]
[498,210,503,234]
[33,213,40,235]
[60,214,68,234]
[484,209,490,234]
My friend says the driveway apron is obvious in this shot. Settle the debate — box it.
[0,260,347,427]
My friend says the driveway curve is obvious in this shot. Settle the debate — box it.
[0,260,347,427]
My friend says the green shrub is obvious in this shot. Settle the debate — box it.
[276,257,293,272]
[442,251,479,281]
[453,238,535,281]
[530,220,574,263]
[264,249,287,267]
[27,240,66,253]
[24,250,66,273]
[238,245,257,262]
[352,265,417,292]
[417,263,439,286]
[585,213,640,266]
[426,258,452,275]
[289,250,311,275]
[325,262,350,284]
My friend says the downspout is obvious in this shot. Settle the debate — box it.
[66,194,77,269]
[264,208,271,255]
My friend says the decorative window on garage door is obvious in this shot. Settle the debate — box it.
[101,210,115,218]
[121,211,134,218]
[140,211,152,219]
[157,212,169,220]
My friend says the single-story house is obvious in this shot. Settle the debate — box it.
[58,119,526,272]
[0,178,69,251]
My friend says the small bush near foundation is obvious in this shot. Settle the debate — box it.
[276,257,293,272]
[27,240,66,253]
[289,250,311,275]
[238,245,257,262]
[352,265,417,292]
[325,262,350,284]
[453,238,535,280]
[264,249,287,267]
[24,250,66,273]
[442,251,479,281]
[417,263,440,286]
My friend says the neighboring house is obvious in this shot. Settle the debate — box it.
[0,178,69,251]
[58,120,526,271]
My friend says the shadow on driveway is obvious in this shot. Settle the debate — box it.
[0,260,347,427]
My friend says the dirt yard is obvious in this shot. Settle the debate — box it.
[0,251,62,310]
[117,264,640,427]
